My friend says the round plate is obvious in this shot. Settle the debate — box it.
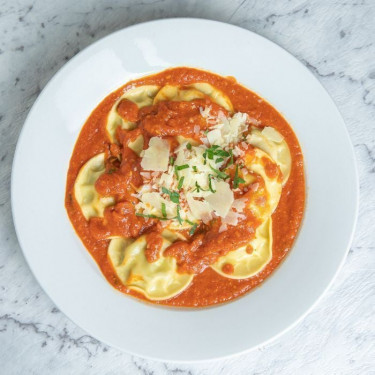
[11,18,358,361]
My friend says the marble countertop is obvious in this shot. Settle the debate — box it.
[1,0,374,374]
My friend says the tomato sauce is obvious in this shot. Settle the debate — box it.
[65,67,305,307]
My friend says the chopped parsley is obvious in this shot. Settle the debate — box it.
[215,149,230,157]
[176,205,183,224]
[175,164,189,171]
[233,164,245,188]
[162,187,180,204]
[227,149,234,167]
[186,142,192,150]
[136,213,170,221]
[194,181,208,193]
[174,165,179,179]
[161,202,167,218]
[177,176,185,190]
[203,151,207,165]
[208,174,216,193]
[192,166,198,172]
[209,165,230,180]
[189,223,198,236]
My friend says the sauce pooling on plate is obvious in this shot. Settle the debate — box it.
[65,67,305,307]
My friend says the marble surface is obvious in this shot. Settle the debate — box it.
[0,0,374,373]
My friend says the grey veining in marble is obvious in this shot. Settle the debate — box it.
[0,0,374,374]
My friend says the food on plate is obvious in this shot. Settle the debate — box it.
[65,67,305,307]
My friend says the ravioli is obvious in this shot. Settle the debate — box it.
[247,127,292,184]
[242,148,283,220]
[106,85,160,143]
[210,149,283,279]
[153,83,234,112]
[211,219,272,279]
[128,135,144,156]
[108,235,193,300]
[153,85,206,104]
[74,153,115,220]
[188,82,234,112]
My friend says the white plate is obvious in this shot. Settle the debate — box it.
[11,18,358,362]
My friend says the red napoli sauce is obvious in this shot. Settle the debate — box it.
[65,67,305,307]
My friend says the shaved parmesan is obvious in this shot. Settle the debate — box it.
[222,210,239,226]
[219,223,228,233]
[202,109,249,147]
[187,194,213,220]
[138,192,176,217]
[232,198,247,212]
[206,129,222,145]
[232,146,244,157]
[205,181,234,218]
[141,137,170,171]
[248,117,261,126]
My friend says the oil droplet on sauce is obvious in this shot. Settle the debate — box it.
[222,263,234,274]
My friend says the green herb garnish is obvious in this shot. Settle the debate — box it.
[176,164,189,171]
[184,219,195,226]
[186,142,192,150]
[209,165,230,180]
[215,157,224,163]
[192,166,198,172]
[169,156,175,166]
[227,149,234,167]
[176,205,183,224]
[215,149,230,157]
[208,174,216,193]
[174,165,179,179]
[136,213,170,220]
[194,181,208,193]
[177,176,185,190]
[161,203,167,218]
[189,223,198,236]
[233,164,245,189]
[162,187,180,204]
[195,181,201,193]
